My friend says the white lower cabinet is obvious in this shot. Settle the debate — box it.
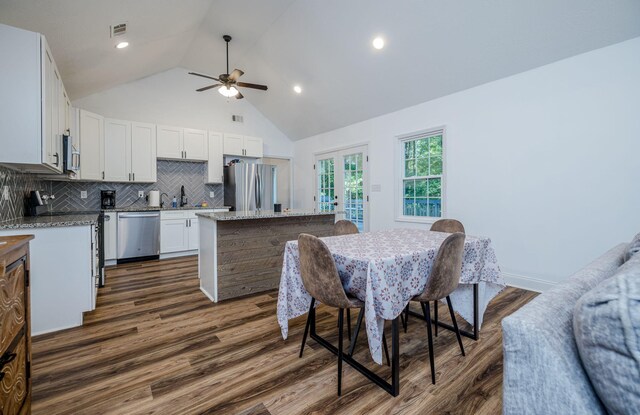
[160,210,215,255]
[104,212,117,261]
[160,218,190,253]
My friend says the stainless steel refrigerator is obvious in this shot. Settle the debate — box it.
[224,163,276,211]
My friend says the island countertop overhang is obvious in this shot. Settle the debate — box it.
[196,210,343,221]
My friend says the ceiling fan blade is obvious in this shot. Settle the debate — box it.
[235,91,244,99]
[188,72,220,82]
[196,84,221,92]
[229,69,244,81]
[237,82,268,91]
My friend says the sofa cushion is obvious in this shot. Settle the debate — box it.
[625,232,640,262]
[573,255,640,415]
[502,243,627,415]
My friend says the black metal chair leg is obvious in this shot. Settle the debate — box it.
[347,308,352,341]
[446,296,465,356]
[382,331,391,367]
[338,308,344,396]
[434,300,438,337]
[422,302,436,384]
[299,298,315,358]
[403,304,410,333]
[348,308,365,356]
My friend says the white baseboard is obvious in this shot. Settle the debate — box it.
[502,272,558,293]
[32,321,82,337]
[160,251,198,260]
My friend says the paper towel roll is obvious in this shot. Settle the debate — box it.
[148,190,160,207]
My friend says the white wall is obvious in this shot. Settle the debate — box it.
[294,37,640,290]
[73,67,293,157]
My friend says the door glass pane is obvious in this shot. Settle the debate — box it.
[343,152,364,232]
[317,158,335,212]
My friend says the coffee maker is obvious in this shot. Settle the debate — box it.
[25,190,50,216]
[101,190,116,209]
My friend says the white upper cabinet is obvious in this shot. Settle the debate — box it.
[207,131,224,184]
[223,134,244,157]
[103,119,157,183]
[130,122,157,182]
[157,126,207,161]
[157,125,184,160]
[79,110,104,181]
[183,129,208,161]
[103,119,131,182]
[0,24,65,173]
[244,136,264,158]
[223,134,263,158]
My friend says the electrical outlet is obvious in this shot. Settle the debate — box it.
[209,191,215,198]
[80,190,87,199]
[138,191,144,198]
[2,186,9,201]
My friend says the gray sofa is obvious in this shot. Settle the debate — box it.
[502,243,636,414]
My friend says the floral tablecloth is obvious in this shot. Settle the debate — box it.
[277,228,505,364]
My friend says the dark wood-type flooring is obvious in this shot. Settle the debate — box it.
[31,256,537,414]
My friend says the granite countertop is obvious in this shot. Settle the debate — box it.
[103,206,231,212]
[197,209,342,221]
[0,214,100,230]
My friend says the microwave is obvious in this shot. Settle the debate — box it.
[63,133,80,173]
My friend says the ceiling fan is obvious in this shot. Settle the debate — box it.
[188,35,268,99]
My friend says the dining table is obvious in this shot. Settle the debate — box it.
[277,228,506,396]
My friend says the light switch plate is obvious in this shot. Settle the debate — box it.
[80,190,87,199]
[138,191,144,198]
[209,191,215,198]
[2,186,9,201]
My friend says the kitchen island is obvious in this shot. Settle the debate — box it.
[197,210,337,302]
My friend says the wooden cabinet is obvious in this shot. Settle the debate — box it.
[223,134,263,158]
[79,110,104,181]
[0,24,64,173]
[103,120,157,183]
[0,235,33,415]
[207,132,224,184]
[157,126,207,161]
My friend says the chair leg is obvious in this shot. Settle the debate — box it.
[299,298,315,358]
[382,331,391,367]
[348,308,365,356]
[347,308,351,341]
[338,308,344,396]
[446,296,465,357]
[434,300,438,337]
[403,304,410,333]
[422,301,436,384]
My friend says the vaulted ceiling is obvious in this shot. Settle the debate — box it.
[1,0,639,140]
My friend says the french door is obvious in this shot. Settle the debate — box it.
[314,145,369,232]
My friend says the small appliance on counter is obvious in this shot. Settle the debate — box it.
[24,190,53,216]
[101,190,116,209]
[147,190,160,207]
[180,186,188,207]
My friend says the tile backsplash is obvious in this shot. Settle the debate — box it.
[0,165,45,222]
[0,160,223,221]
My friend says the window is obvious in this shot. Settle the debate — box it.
[398,128,444,221]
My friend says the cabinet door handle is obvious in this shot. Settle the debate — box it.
[54,152,59,166]
[102,171,105,180]
[184,151,187,159]
[132,173,135,181]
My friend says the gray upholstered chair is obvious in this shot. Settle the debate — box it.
[408,232,466,384]
[430,218,465,234]
[298,233,389,395]
[334,219,359,236]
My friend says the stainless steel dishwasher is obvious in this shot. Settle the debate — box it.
[117,212,160,263]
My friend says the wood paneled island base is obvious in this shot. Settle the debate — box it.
[198,211,336,302]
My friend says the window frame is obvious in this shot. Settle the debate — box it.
[395,126,447,224]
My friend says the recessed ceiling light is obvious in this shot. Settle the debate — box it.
[293,85,302,94]
[372,37,384,50]
[115,41,129,49]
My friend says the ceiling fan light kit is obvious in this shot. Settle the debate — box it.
[189,34,267,100]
